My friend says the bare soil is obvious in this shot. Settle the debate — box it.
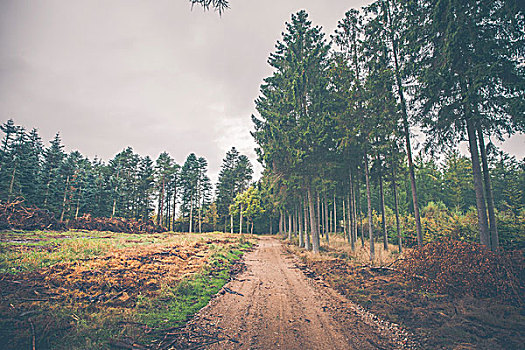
[183,236,418,349]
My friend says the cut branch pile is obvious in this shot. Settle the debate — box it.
[0,200,163,234]
[0,199,61,231]
[67,214,163,234]
[397,238,524,302]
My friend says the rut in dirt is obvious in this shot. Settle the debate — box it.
[176,236,418,350]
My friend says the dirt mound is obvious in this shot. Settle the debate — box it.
[398,238,524,302]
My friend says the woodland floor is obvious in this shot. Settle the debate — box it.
[1,232,522,349]
[286,236,525,350]
[0,230,255,349]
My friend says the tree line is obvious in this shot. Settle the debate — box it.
[250,1,524,257]
[0,119,253,232]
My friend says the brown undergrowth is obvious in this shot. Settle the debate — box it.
[286,235,525,349]
[0,231,255,349]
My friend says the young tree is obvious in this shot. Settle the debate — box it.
[41,133,66,214]
[216,147,253,231]
[155,152,175,227]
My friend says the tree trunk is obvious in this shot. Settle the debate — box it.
[299,200,304,247]
[327,195,331,245]
[350,174,357,248]
[349,170,356,250]
[158,179,165,227]
[478,127,498,250]
[166,193,171,230]
[239,203,243,234]
[250,221,254,235]
[324,196,329,238]
[467,119,490,247]
[391,152,402,253]
[7,162,16,202]
[385,3,423,246]
[75,187,81,219]
[325,196,329,236]
[317,193,321,238]
[378,156,388,251]
[329,208,331,233]
[348,193,355,251]
[230,214,234,234]
[356,168,364,247]
[279,210,283,235]
[364,151,374,261]
[333,192,337,234]
[405,130,423,246]
[319,195,324,238]
[327,207,331,245]
[343,198,347,240]
[198,197,202,233]
[60,175,70,222]
[288,213,292,240]
[172,188,177,232]
[44,180,50,207]
[189,192,194,233]
[304,195,310,250]
[293,207,297,238]
[307,182,320,253]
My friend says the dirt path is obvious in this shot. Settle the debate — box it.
[186,236,417,350]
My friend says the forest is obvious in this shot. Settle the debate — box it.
[0,0,524,349]
[250,2,524,256]
[0,119,254,233]
[1,1,523,253]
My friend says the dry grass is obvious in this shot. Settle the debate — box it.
[286,232,406,266]
[285,233,525,349]
[0,230,257,349]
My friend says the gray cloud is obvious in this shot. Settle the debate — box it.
[1,0,523,185]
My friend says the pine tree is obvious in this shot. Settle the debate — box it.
[216,147,253,231]
[415,0,524,248]
[41,133,66,215]
[136,156,155,221]
[252,10,332,253]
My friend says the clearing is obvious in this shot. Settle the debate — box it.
[0,230,254,349]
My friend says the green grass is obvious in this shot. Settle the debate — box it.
[0,230,255,349]
[50,240,252,349]
[137,241,250,329]
[0,230,238,274]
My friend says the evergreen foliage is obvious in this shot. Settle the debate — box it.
[0,120,216,231]
[251,5,524,253]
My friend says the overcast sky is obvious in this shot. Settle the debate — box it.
[1,0,523,184]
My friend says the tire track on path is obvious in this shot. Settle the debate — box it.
[187,236,418,350]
